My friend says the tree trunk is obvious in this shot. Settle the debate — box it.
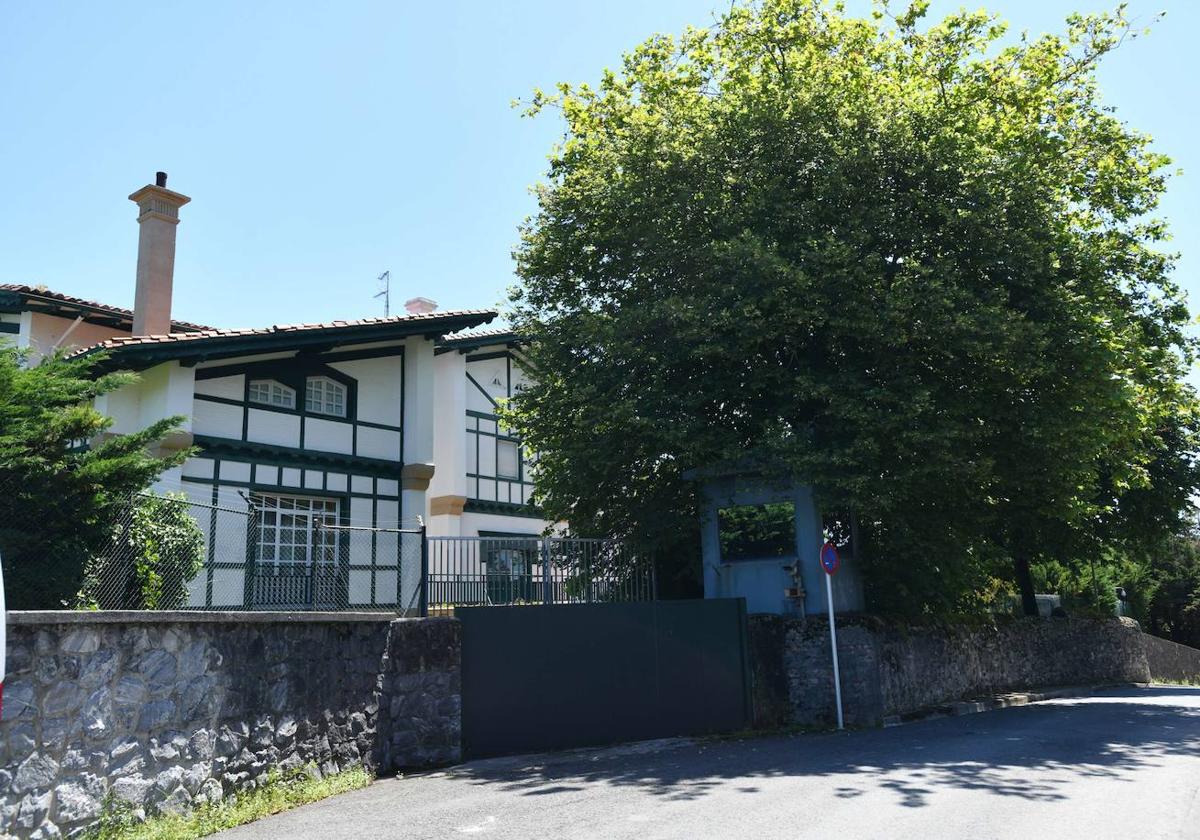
[1014,554,1038,617]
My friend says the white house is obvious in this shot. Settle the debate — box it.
[428,329,539,537]
[1,174,553,610]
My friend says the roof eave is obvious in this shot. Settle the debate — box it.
[434,330,523,355]
[0,288,209,333]
[81,311,498,371]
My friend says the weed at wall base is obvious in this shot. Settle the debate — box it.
[81,765,373,840]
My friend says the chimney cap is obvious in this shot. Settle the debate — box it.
[404,297,438,315]
[155,171,168,187]
[128,180,191,208]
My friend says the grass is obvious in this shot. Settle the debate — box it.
[82,765,374,840]
[1151,676,1200,687]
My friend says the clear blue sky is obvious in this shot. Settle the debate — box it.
[1,0,1195,337]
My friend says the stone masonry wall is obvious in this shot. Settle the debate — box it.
[874,617,1150,716]
[749,615,1170,729]
[377,618,462,770]
[755,616,885,728]
[1141,633,1200,685]
[1,612,461,839]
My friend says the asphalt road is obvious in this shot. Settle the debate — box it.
[216,686,1200,840]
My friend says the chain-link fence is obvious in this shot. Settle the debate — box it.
[1,488,424,613]
[85,492,425,613]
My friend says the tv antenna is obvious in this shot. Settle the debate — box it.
[374,270,391,316]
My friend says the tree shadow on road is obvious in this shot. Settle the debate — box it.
[448,687,1200,809]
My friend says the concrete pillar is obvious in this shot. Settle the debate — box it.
[402,336,436,526]
[428,349,468,536]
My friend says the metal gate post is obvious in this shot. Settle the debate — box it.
[243,499,257,609]
[542,538,552,604]
[309,537,317,610]
[585,544,592,604]
[419,521,429,617]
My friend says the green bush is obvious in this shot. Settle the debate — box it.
[0,346,190,608]
[78,493,206,610]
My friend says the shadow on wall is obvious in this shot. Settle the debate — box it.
[445,687,1200,809]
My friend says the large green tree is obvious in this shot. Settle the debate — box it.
[507,0,1199,614]
[0,347,190,608]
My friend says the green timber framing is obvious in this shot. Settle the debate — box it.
[180,440,413,610]
[183,349,408,611]
[449,331,543,519]
[193,353,384,457]
[75,309,495,610]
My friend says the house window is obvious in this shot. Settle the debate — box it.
[252,494,339,567]
[248,379,295,409]
[496,440,521,480]
[480,534,538,604]
[305,377,346,417]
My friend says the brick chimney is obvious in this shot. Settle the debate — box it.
[129,171,190,336]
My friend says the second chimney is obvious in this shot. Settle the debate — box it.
[404,297,438,315]
[129,172,191,336]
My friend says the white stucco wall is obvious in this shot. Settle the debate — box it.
[458,511,548,538]
[330,355,404,427]
[25,312,127,361]
[95,361,195,436]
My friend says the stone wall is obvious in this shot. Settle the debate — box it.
[376,618,462,770]
[1141,633,1200,685]
[771,617,886,728]
[1,612,461,839]
[749,615,1184,729]
[874,617,1150,716]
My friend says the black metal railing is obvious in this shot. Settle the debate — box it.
[425,536,655,614]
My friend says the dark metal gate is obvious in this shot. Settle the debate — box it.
[456,598,751,759]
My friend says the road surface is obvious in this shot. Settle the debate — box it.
[217,686,1200,840]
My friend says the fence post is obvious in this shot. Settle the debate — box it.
[418,521,429,618]
[542,538,552,605]
[309,536,317,611]
[650,551,658,601]
[243,499,257,610]
[585,543,592,604]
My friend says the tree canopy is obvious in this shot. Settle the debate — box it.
[507,0,1199,614]
[0,347,190,608]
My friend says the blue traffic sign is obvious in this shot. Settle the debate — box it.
[820,542,840,576]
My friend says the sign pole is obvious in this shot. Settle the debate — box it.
[825,571,844,730]
[820,541,844,730]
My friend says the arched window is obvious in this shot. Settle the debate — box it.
[248,379,295,409]
[305,376,346,417]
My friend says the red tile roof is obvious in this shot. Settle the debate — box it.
[75,309,498,356]
[0,283,212,332]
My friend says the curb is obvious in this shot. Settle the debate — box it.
[881,683,1134,727]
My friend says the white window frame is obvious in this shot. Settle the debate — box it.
[305,376,347,417]
[248,379,296,409]
[252,493,340,568]
[496,439,521,480]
